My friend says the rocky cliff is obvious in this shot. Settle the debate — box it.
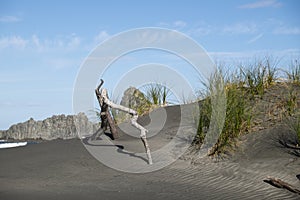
[0,113,98,140]
[120,87,151,114]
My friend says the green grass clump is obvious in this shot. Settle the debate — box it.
[210,83,251,155]
[196,66,254,156]
[141,83,171,106]
[196,68,249,153]
[294,117,300,145]
[196,97,211,145]
[195,57,300,156]
[286,87,298,116]
[240,57,278,98]
[287,59,300,84]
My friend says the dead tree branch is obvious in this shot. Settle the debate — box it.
[263,176,300,195]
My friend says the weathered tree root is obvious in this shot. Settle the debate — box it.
[263,176,300,195]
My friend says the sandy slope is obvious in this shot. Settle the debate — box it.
[0,105,299,199]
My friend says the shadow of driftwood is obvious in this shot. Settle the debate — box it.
[82,130,148,163]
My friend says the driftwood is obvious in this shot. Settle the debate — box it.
[285,143,300,150]
[263,176,300,195]
[95,79,118,139]
[95,79,153,164]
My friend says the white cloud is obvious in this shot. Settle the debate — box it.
[0,15,21,23]
[0,34,82,52]
[173,20,186,29]
[157,20,187,30]
[94,31,110,44]
[0,31,111,52]
[273,26,300,35]
[31,34,43,51]
[67,34,81,49]
[0,36,28,49]
[239,0,282,9]
[223,22,257,34]
[184,27,211,37]
[247,33,264,44]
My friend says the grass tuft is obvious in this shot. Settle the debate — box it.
[240,57,278,98]
[195,59,279,156]
[141,83,171,106]
[287,59,300,85]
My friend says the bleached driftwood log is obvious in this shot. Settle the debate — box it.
[95,79,153,164]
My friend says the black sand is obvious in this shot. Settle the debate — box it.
[0,106,300,199]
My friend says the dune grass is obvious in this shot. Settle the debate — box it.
[196,58,280,156]
[284,60,300,144]
[287,59,300,85]
[240,57,278,98]
[196,67,251,155]
[291,116,300,145]
[140,83,171,106]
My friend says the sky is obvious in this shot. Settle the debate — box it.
[0,0,300,130]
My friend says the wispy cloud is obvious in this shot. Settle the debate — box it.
[173,20,187,29]
[0,36,28,49]
[159,20,260,37]
[273,26,300,35]
[67,34,81,49]
[157,20,187,30]
[0,34,83,51]
[190,27,212,36]
[94,31,110,44]
[247,33,264,44]
[239,0,282,9]
[223,22,257,34]
[0,15,22,23]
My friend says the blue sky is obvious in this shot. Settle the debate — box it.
[0,0,300,129]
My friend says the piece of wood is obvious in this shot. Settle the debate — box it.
[106,110,118,139]
[105,95,153,164]
[263,176,300,195]
[95,79,153,164]
[141,136,153,165]
[95,79,118,140]
[285,143,300,150]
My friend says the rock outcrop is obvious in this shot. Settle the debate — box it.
[0,113,97,140]
[120,87,150,114]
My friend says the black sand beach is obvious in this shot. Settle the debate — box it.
[1,107,300,200]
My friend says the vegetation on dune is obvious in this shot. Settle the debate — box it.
[240,57,278,99]
[287,59,300,85]
[284,60,300,145]
[141,83,171,106]
[195,57,300,156]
